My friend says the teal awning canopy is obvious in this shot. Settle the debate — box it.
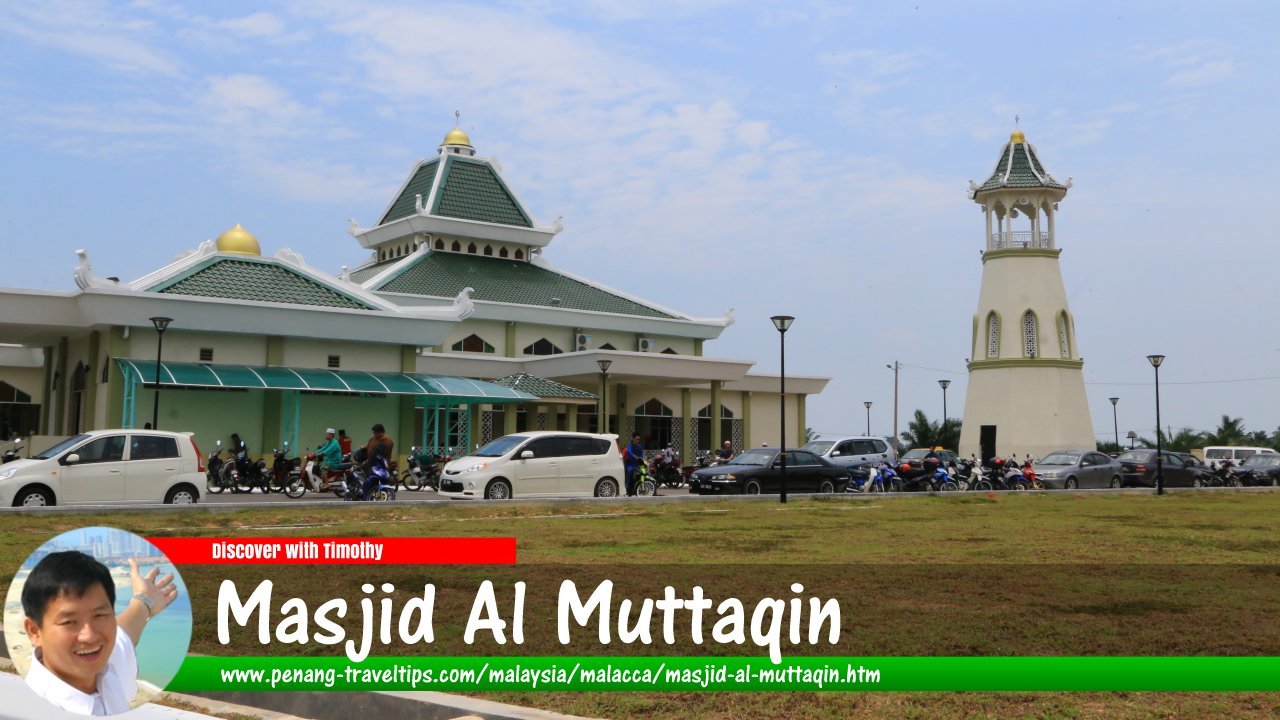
[114,359,537,403]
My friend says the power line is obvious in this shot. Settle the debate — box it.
[1087,376,1280,387]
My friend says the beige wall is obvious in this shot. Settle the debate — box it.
[958,364,1094,460]
[282,339,400,372]
[746,393,801,448]
[130,330,268,366]
[1,367,43,401]
[514,322,573,355]
[441,319,509,355]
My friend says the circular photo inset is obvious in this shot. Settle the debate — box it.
[3,527,192,715]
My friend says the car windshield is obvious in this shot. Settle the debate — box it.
[1038,452,1080,466]
[801,441,835,455]
[33,434,91,460]
[1117,450,1151,462]
[902,449,929,460]
[1243,455,1280,468]
[729,449,775,467]
[474,435,530,458]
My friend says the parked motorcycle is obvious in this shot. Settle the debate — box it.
[345,454,397,502]
[270,443,306,498]
[652,446,684,487]
[2,438,23,464]
[232,442,276,494]
[206,440,239,494]
[401,446,446,491]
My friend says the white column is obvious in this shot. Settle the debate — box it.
[1046,206,1055,248]
[985,205,993,250]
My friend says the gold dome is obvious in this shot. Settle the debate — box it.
[442,128,472,146]
[1010,129,1027,144]
[215,224,261,255]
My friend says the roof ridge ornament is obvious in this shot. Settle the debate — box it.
[347,218,367,237]
[73,249,119,290]
[451,286,476,320]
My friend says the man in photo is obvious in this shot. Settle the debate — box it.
[21,551,178,715]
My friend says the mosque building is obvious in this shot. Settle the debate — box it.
[0,127,827,465]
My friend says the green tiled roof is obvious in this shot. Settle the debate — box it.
[433,157,532,227]
[975,141,1066,193]
[380,160,439,225]
[349,259,401,284]
[492,373,596,400]
[152,257,374,310]
[374,252,676,319]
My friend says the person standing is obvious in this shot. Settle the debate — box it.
[623,433,644,496]
[364,424,394,463]
[337,429,352,456]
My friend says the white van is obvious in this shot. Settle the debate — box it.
[0,429,204,506]
[437,431,624,500]
[801,436,896,471]
[1202,446,1277,468]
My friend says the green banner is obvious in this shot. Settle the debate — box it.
[168,656,1280,692]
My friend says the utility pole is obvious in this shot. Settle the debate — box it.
[886,361,900,452]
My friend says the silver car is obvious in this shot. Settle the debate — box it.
[1033,450,1123,490]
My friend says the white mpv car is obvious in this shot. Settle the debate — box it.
[0,430,205,507]
[438,431,624,500]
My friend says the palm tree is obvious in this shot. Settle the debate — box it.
[898,410,960,450]
[1167,428,1204,453]
[1203,416,1246,446]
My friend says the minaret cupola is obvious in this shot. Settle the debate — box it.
[439,114,476,157]
[970,129,1072,252]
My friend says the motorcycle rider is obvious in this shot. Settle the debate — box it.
[316,428,342,472]
[622,433,644,496]
[717,440,735,463]
[364,424,394,465]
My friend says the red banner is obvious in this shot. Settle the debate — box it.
[147,537,516,565]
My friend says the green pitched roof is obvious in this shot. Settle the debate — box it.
[491,373,596,400]
[152,257,374,310]
[379,159,439,225]
[348,259,401,284]
[975,141,1066,193]
[374,252,676,319]
[433,157,532,227]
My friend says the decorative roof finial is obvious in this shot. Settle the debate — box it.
[455,109,461,128]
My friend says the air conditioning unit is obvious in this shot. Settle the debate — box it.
[637,337,655,353]
[575,332,592,352]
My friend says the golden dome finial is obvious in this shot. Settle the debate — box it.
[215,223,261,255]
[1010,129,1026,144]
[442,110,472,147]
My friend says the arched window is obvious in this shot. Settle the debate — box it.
[1057,313,1071,358]
[598,343,616,351]
[450,334,495,353]
[451,240,461,252]
[634,399,673,417]
[514,249,524,260]
[522,338,563,356]
[435,239,444,250]
[986,313,1000,358]
[1022,311,1039,358]
[661,348,678,355]
[633,399,674,449]
[467,242,477,254]
[482,245,493,256]
[499,247,509,258]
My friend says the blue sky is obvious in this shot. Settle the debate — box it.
[2,1,1278,443]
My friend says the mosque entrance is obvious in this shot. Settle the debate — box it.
[980,425,997,463]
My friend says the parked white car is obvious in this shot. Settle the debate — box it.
[438,431,624,500]
[801,435,896,471]
[0,430,204,507]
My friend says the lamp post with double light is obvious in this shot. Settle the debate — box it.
[771,316,794,504]
[149,317,172,430]
[864,401,872,436]
[596,359,612,435]
[1147,354,1165,495]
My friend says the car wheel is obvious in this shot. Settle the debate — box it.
[1064,477,1078,490]
[744,479,762,495]
[13,485,54,507]
[1109,476,1122,489]
[485,479,512,500]
[819,479,835,494]
[594,477,619,497]
[165,484,199,505]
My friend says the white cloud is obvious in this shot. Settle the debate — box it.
[1134,39,1234,88]
[0,1,181,76]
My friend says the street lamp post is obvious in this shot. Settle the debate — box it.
[596,359,612,435]
[937,380,951,447]
[1127,430,1137,449]
[771,316,794,504]
[1147,355,1166,495]
[148,317,173,430]
[886,361,900,451]
[1109,397,1120,449]
[863,401,872,436]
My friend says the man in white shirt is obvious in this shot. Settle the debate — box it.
[21,551,178,716]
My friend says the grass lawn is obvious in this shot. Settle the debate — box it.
[2,491,1278,719]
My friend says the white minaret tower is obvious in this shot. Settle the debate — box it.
[958,129,1095,461]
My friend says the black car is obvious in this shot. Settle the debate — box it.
[1116,449,1210,488]
[1231,454,1280,486]
[688,447,849,495]
[899,447,959,480]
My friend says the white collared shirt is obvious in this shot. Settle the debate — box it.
[25,627,138,716]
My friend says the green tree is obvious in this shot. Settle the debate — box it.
[804,427,818,443]
[898,409,960,450]
[1167,427,1204,453]
[1097,440,1122,454]
[1203,415,1246,446]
